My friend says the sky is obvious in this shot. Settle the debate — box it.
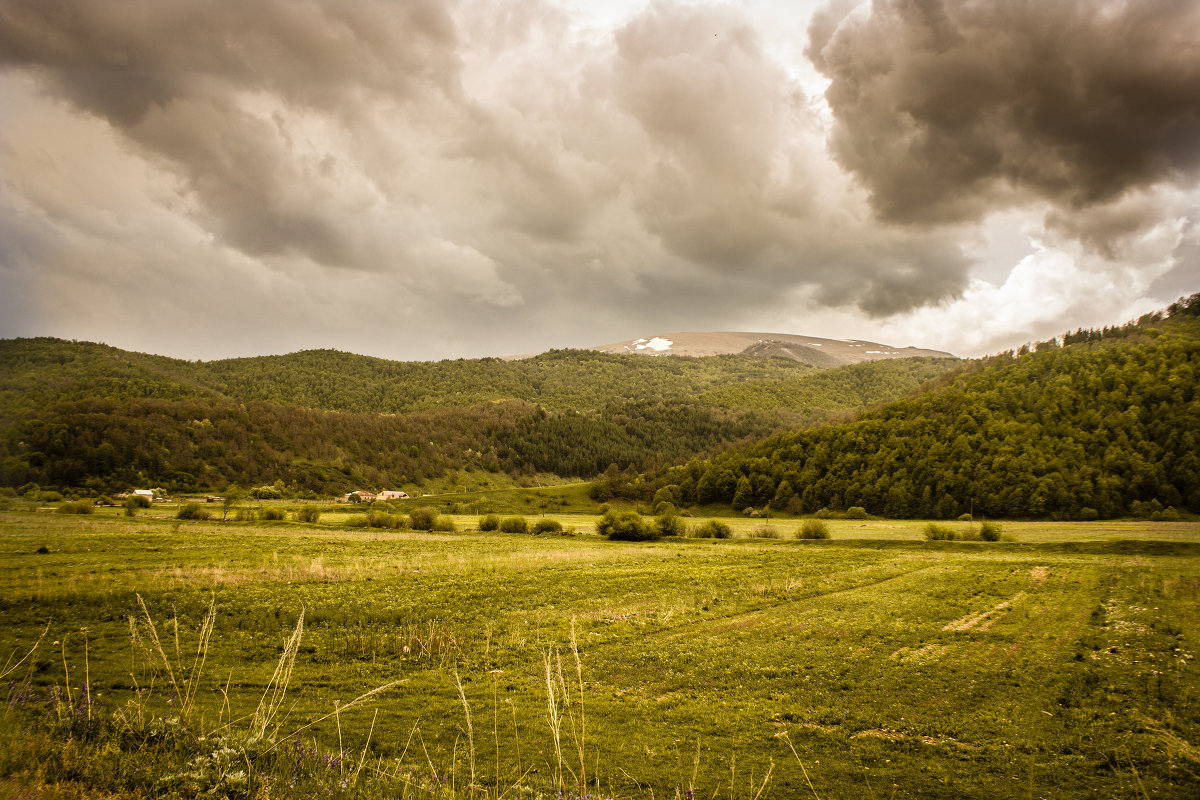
[1,0,1198,362]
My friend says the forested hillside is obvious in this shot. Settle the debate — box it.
[643,295,1200,520]
[696,357,958,414]
[0,340,818,415]
[0,338,953,495]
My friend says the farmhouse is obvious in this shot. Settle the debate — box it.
[340,489,410,502]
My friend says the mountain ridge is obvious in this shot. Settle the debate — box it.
[584,331,956,366]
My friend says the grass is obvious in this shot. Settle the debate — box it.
[1,510,1198,798]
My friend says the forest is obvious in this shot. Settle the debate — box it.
[637,295,1200,520]
[0,338,952,496]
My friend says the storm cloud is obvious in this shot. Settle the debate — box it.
[810,0,1200,232]
[0,0,1195,359]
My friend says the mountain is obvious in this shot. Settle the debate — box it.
[0,338,957,496]
[636,295,1200,519]
[590,331,955,366]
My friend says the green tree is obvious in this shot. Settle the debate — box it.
[770,480,794,510]
[597,510,657,541]
[221,486,244,521]
[731,476,754,511]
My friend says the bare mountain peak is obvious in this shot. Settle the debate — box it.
[589,332,956,366]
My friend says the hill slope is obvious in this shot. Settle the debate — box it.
[644,295,1200,519]
[0,338,956,495]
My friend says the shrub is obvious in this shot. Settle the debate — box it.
[95,495,115,507]
[295,506,321,524]
[260,507,286,521]
[381,512,408,529]
[499,516,528,534]
[799,519,830,539]
[957,513,974,522]
[478,513,500,531]
[234,509,258,522]
[56,501,93,515]
[845,506,869,520]
[655,514,686,538]
[432,516,457,532]
[597,510,657,541]
[979,521,1002,542]
[531,519,564,535]
[409,507,438,531]
[691,519,732,539]
[358,511,405,529]
[249,485,283,500]
[176,503,211,521]
[128,495,152,509]
[345,511,404,529]
[923,522,957,541]
[38,491,64,503]
[1078,507,1099,521]
[813,507,834,519]
[653,500,677,517]
[753,524,782,539]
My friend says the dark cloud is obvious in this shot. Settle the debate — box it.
[810,0,1200,231]
[0,0,461,270]
[0,0,461,122]
[1044,192,1176,261]
[603,3,973,314]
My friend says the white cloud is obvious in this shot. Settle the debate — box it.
[875,217,1188,356]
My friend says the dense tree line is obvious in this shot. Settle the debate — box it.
[641,296,1200,519]
[0,396,788,496]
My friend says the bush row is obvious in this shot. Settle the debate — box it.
[924,521,1004,541]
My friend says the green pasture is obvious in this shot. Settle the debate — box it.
[1,510,1198,798]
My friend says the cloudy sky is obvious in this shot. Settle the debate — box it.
[1,0,1198,361]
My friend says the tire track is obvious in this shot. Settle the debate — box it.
[621,560,948,645]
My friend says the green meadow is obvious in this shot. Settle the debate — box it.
[1,509,1198,799]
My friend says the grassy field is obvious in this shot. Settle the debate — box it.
[1,509,1198,798]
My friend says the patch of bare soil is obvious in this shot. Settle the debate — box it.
[942,591,1027,632]
[890,643,948,662]
[855,728,906,741]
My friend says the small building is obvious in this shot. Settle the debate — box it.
[343,490,377,503]
[133,489,155,502]
[376,490,409,500]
